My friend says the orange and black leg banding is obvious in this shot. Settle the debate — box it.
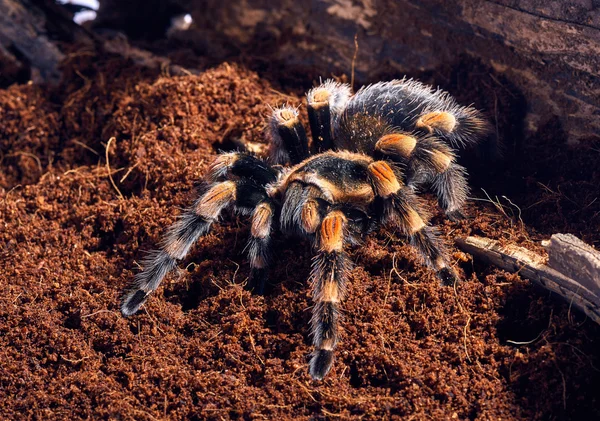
[309,210,351,380]
[414,108,491,149]
[307,92,333,153]
[416,111,457,134]
[280,183,326,236]
[380,188,458,286]
[376,133,456,174]
[378,135,468,219]
[247,201,274,294]
[318,210,346,253]
[411,139,468,219]
[269,106,309,165]
[121,180,270,316]
[194,181,237,220]
[300,197,321,234]
[307,81,351,153]
[300,185,326,235]
[375,133,418,160]
[428,148,454,174]
[367,160,402,198]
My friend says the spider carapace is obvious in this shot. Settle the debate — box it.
[120,78,490,380]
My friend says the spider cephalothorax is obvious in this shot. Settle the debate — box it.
[120,78,490,380]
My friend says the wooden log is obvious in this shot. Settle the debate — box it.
[0,0,93,85]
[456,235,600,325]
[0,0,195,86]
[542,233,600,294]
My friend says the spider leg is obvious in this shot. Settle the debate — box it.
[414,107,491,149]
[121,179,269,316]
[309,208,353,380]
[375,133,469,219]
[307,80,351,153]
[209,151,279,185]
[430,162,468,221]
[280,182,325,235]
[246,200,275,294]
[298,185,325,234]
[416,111,457,134]
[207,152,280,293]
[268,106,309,165]
[367,160,458,285]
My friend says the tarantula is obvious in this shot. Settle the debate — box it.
[120,78,489,380]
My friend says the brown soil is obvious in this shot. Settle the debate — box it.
[1,46,600,420]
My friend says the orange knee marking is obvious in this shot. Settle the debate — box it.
[321,281,340,303]
[430,150,453,172]
[368,161,401,197]
[319,337,336,350]
[195,181,236,219]
[416,111,457,133]
[310,88,330,106]
[301,199,320,234]
[320,211,346,253]
[279,108,295,121]
[164,237,188,259]
[251,203,272,239]
[208,153,238,178]
[406,208,426,234]
[275,107,299,127]
[433,256,446,271]
[376,133,417,158]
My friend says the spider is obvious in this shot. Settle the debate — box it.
[120,78,490,380]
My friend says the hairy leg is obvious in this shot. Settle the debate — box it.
[306,80,351,153]
[367,160,458,284]
[309,209,353,380]
[209,151,278,185]
[121,178,270,316]
[268,105,309,165]
[414,108,491,149]
[246,200,275,294]
[375,133,469,218]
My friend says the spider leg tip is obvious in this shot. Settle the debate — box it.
[309,349,334,380]
[437,267,459,286]
[446,209,466,222]
[120,289,148,316]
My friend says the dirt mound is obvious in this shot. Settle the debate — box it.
[1,51,599,420]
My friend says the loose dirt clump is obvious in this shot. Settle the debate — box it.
[1,50,599,420]
[0,83,61,187]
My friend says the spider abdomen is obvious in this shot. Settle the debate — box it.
[333,112,391,154]
[334,79,489,150]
